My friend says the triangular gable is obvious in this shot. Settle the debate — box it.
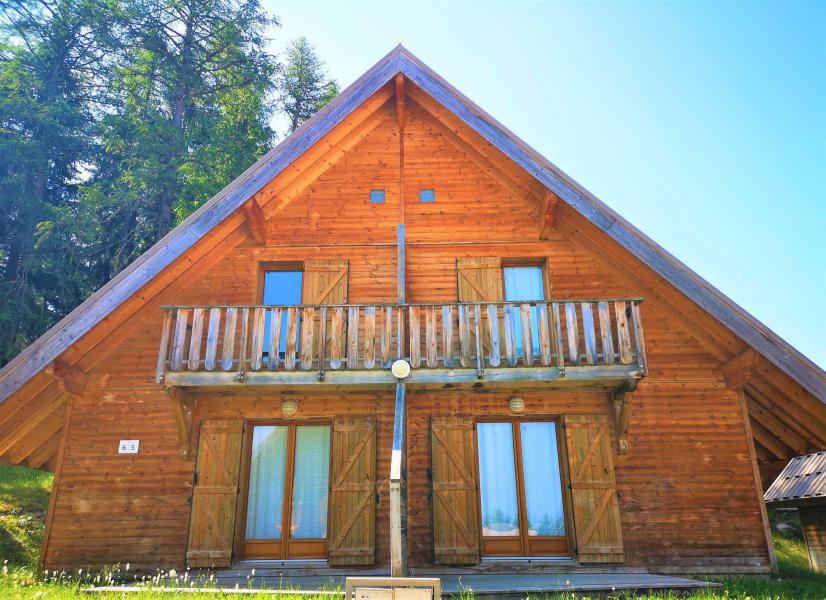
[0,44,823,406]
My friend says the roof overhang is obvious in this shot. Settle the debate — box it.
[0,44,824,406]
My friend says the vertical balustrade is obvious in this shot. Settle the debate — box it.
[250,307,265,371]
[486,304,501,367]
[597,302,615,365]
[458,304,471,368]
[284,308,297,370]
[442,305,454,368]
[347,306,359,369]
[268,308,282,370]
[537,303,552,366]
[614,301,633,365]
[158,300,646,378]
[330,307,344,369]
[381,307,393,368]
[363,306,376,369]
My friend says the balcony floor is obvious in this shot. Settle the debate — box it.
[163,364,642,392]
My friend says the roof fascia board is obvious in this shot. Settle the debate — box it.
[396,52,825,402]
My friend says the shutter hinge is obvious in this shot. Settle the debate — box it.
[426,468,432,482]
[193,471,199,486]
[187,495,192,506]
[375,492,381,505]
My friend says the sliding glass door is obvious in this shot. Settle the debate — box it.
[476,419,568,557]
[241,423,331,559]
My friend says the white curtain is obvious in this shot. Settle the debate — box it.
[477,422,520,537]
[290,425,331,539]
[520,422,566,536]
[503,266,544,358]
[245,426,288,540]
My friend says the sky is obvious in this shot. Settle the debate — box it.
[262,1,826,369]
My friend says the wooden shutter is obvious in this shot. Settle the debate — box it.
[186,419,244,567]
[564,414,625,563]
[303,259,349,304]
[328,416,376,566]
[430,416,480,564]
[456,257,503,302]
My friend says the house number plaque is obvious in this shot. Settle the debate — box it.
[118,440,140,454]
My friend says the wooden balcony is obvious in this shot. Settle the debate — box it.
[156,299,647,390]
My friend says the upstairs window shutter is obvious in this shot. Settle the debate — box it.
[186,420,244,568]
[328,417,377,566]
[303,260,349,304]
[457,257,504,358]
[564,414,625,563]
[430,416,480,565]
[456,257,503,303]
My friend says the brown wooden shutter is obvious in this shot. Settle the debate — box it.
[328,416,376,566]
[456,257,503,302]
[564,414,625,563]
[303,259,349,304]
[186,419,244,567]
[430,416,480,564]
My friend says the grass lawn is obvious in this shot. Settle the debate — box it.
[0,463,824,598]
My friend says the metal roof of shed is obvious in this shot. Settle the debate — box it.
[765,451,826,506]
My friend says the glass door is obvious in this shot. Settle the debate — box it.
[241,423,331,560]
[476,418,568,557]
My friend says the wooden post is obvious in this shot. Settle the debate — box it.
[390,381,408,577]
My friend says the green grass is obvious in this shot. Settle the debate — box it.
[0,463,824,598]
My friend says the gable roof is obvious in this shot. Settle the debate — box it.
[0,44,824,405]
[765,451,826,506]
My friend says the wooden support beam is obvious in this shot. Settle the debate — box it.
[737,387,779,573]
[242,198,267,245]
[44,360,87,398]
[723,348,758,388]
[166,388,196,459]
[611,380,636,453]
[395,73,405,131]
[539,191,559,239]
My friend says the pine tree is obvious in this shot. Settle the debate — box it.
[0,0,114,364]
[278,36,338,134]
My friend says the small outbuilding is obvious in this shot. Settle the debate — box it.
[765,451,826,572]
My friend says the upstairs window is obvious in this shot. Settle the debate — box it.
[262,269,303,353]
[419,189,435,203]
[503,265,545,356]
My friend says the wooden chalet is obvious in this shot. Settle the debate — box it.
[0,46,824,577]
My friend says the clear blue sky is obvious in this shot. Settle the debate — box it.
[264,1,826,368]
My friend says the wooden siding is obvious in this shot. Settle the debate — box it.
[36,87,780,573]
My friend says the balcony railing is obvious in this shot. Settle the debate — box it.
[156,299,646,386]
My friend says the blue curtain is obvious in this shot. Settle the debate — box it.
[245,426,288,540]
[503,266,544,358]
[520,422,566,536]
[477,422,520,537]
[262,271,303,355]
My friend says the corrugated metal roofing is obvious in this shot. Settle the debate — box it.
[765,451,826,504]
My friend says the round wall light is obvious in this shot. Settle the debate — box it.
[282,399,298,416]
[391,359,411,379]
[509,395,525,413]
